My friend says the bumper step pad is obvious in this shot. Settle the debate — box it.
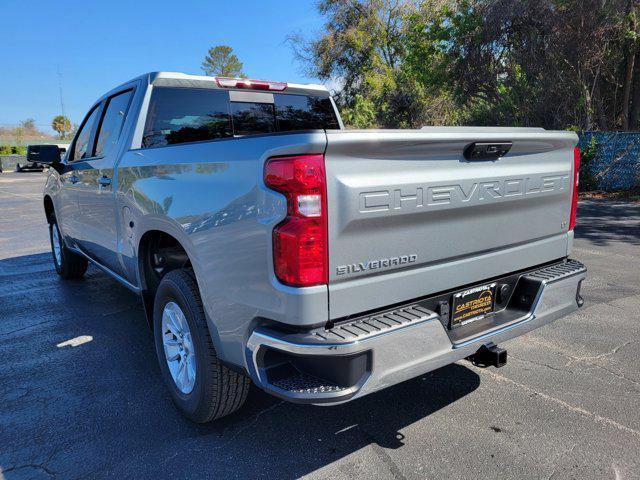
[315,305,438,342]
[524,259,586,283]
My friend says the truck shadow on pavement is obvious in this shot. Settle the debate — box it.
[1,252,481,479]
[575,199,640,246]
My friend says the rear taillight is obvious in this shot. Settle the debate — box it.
[569,147,580,230]
[264,154,328,287]
[215,77,287,91]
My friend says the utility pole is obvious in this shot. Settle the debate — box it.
[57,66,66,117]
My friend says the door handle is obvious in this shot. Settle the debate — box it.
[69,174,79,184]
[97,176,112,187]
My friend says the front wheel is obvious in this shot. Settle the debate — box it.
[153,269,250,423]
[49,218,88,279]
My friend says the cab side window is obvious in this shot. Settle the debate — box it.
[95,90,134,158]
[72,105,101,161]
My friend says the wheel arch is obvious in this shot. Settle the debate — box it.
[43,195,54,224]
[135,225,226,368]
[137,229,195,328]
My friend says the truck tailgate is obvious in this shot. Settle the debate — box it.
[324,128,578,319]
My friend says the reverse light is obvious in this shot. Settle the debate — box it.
[569,147,580,230]
[215,77,288,91]
[297,194,322,217]
[264,155,328,287]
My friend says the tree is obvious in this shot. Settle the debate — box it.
[14,126,24,146]
[19,118,37,135]
[201,45,245,77]
[445,0,638,131]
[293,0,640,131]
[621,1,638,130]
[290,0,455,128]
[52,115,72,139]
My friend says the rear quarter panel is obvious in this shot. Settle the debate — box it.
[115,132,328,367]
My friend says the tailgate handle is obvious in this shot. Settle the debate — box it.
[463,142,512,161]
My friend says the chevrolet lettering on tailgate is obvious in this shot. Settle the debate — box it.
[359,174,570,213]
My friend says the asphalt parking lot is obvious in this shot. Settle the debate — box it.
[1,171,639,480]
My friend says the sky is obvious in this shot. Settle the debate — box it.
[0,0,324,134]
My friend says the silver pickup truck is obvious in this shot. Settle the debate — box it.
[31,72,586,423]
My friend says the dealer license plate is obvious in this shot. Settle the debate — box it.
[450,283,496,328]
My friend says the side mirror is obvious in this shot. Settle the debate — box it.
[27,144,61,165]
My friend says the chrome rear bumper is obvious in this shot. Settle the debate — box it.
[245,260,586,405]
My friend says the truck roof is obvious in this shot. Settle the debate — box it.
[111,72,330,97]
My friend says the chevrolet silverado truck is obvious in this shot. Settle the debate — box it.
[32,72,586,423]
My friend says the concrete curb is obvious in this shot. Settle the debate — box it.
[0,155,26,172]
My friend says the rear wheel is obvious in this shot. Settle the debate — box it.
[15,163,22,172]
[153,269,250,423]
[49,218,88,279]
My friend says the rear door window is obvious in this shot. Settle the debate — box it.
[94,89,134,158]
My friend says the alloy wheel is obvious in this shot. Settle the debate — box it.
[161,301,197,394]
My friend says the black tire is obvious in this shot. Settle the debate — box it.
[153,269,250,423]
[49,218,88,279]
[15,164,22,172]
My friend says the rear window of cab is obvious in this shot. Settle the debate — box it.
[141,86,339,149]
